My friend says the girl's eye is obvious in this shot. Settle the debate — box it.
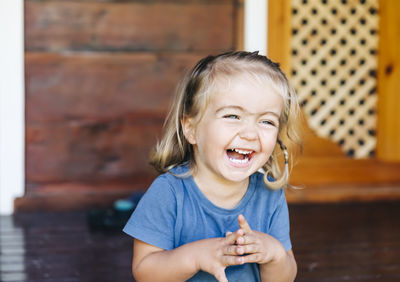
[223,114,240,120]
[261,120,277,127]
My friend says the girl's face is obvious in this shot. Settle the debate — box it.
[183,74,284,187]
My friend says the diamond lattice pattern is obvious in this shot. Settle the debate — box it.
[290,0,379,158]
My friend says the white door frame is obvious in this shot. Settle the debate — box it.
[244,0,268,55]
[0,0,25,215]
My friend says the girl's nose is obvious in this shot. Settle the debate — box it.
[238,122,258,140]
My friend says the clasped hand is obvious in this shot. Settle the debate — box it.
[195,214,286,282]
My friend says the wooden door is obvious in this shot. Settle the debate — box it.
[268,0,400,202]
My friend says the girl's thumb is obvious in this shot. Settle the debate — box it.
[215,269,228,282]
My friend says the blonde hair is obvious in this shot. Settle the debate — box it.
[150,51,302,189]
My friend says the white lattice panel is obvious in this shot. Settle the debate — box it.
[290,0,379,158]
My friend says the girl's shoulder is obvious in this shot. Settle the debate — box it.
[149,164,190,192]
[133,166,190,216]
[251,171,286,203]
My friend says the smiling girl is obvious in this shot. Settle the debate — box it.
[123,51,301,282]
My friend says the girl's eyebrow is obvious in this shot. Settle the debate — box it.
[215,105,244,113]
[216,105,280,118]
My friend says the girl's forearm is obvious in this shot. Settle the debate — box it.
[133,243,199,282]
[259,250,297,282]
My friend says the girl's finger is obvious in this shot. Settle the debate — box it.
[238,214,252,233]
[237,232,256,245]
[225,230,239,244]
[240,242,258,254]
[225,231,232,237]
[241,252,265,264]
[223,244,239,255]
[214,268,228,282]
[222,254,245,266]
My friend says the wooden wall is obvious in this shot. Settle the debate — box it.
[17,0,400,211]
[18,0,239,211]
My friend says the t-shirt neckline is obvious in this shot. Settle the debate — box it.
[186,171,258,215]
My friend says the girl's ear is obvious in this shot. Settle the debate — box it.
[181,117,197,145]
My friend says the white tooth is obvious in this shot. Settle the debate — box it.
[229,157,249,164]
[234,148,251,155]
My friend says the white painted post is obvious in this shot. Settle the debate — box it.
[0,0,25,215]
[244,0,268,55]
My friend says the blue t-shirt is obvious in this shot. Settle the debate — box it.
[123,165,292,281]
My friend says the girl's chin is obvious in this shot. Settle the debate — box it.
[221,168,256,183]
[222,159,267,181]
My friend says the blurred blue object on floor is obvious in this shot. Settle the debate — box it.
[87,191,144,231]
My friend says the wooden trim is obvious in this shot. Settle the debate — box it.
[14,191,134,212]
[377,0,400,162]
[286,185,400,203]
[267,0,291,72]
[25,1,235,53]
[14,179,152,212]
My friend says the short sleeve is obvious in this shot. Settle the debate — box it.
[123,175,177,250]
[268,190,292,251]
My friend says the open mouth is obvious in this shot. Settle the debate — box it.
[227,148,255,164]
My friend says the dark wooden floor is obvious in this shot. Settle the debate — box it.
[290,201,400,282]
[1,201,399,282]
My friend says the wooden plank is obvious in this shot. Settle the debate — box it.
[25,52,203,122]
[14,189,135,212]
[234,0,245,50]
[26,118,162,183]
[25,0,235,52]
[377,0,400,162]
